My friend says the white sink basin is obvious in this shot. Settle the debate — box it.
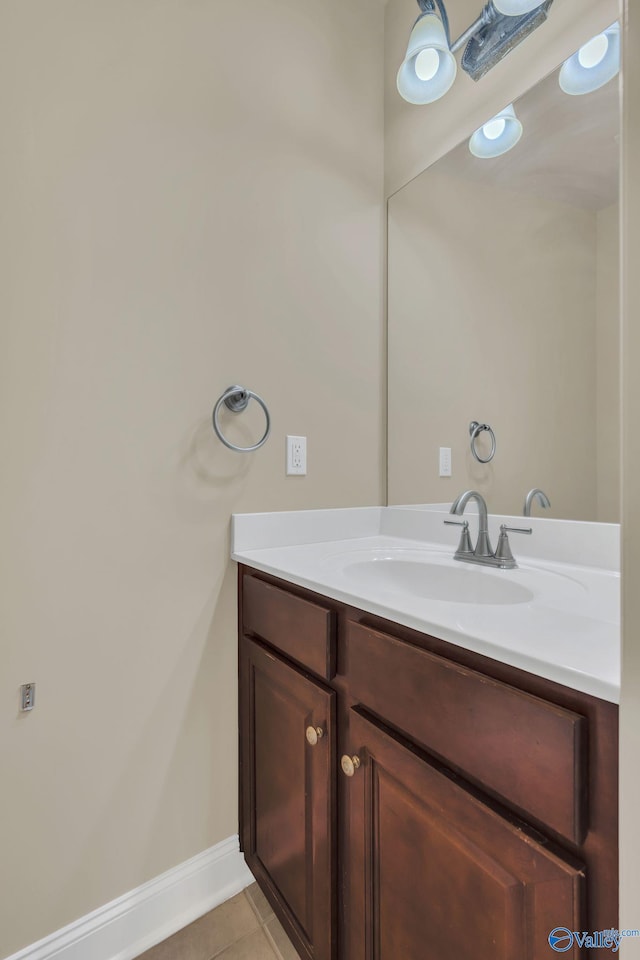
[319,546,590,610]
[344,557,535,605]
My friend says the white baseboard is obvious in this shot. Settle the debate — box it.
[4,835,254,960]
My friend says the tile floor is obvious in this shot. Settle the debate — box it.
[135,883,298,960]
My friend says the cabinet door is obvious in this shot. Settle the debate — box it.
[342,710,584,960]
[240,637,335,960]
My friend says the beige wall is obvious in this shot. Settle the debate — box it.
[0,2,384,955]
[388,169,599,519]
[620,1,640,951]
[384,0,619,197]
[597,203,621,523]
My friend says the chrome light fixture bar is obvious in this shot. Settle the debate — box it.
[398,0,554,104]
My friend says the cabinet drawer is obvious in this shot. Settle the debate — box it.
[345,621,587,843]
[243,575,336,680]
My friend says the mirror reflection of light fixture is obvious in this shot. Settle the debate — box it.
[397,0,554,105]
[469,104,523,158]
[559,22,620,96]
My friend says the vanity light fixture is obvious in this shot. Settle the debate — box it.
[559,22,620,96]
[469,104,523,158]
[396,4,457,105]
[397,0,553,104]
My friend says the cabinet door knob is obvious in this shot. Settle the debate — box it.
[306,726,325,746]
[341,755,361,777]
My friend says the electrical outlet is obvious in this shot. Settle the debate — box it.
[20,683,36,712]
[439,447,452,477]
[286,436,307,476]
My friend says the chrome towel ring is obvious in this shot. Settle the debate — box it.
[469,421,496,464]
[212,385,271,452]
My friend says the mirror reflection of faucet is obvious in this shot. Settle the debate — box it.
[445,490,532,570]
[524,488,551,516]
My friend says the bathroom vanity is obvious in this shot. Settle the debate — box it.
[234,507,619,960]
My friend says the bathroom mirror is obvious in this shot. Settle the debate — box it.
[387,64,620,522]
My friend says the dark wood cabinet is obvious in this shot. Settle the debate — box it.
[344,620,588,845]
[240,636,336,960]
[343,709,584,960]
[239,567,618,960]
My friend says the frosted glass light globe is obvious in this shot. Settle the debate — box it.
[469,105,523,159]
[397,13,457,105]
[559,23,620,96]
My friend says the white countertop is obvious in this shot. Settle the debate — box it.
[232,506,620,704]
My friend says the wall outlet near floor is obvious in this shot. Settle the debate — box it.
[286,436,307,475]
[439,447,452,477]
[20,682,36,712]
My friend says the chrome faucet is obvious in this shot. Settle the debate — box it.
[524,488,551,517]
[449,490,493,557]
[445,490,532,570]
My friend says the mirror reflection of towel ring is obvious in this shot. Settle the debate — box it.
[212,385,271,452]
[469,421,496,464]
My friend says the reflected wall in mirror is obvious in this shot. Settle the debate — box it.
[388,64,620,522]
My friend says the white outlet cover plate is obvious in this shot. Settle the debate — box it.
[439,447,452,477]
[286,436,307,476]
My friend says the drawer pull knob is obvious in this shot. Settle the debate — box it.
[341,755,361,777]
[306,726,324,746]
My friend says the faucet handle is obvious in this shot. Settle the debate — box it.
[444,519,473,556]
[494,524,532,566]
